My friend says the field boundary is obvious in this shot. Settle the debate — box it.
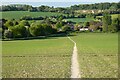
[67,36,81,78]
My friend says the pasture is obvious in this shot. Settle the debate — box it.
[64,18,94,23]
[2,37,73,78]
[96,14,120,19]
[1,11,66,19]
[71,33,118,78]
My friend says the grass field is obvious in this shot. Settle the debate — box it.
[64,18,94,23]
[2,33,118,78]
[2,37,73,78]
[96,14,120,19]
[1,11,66,20]
[70,33,118,78]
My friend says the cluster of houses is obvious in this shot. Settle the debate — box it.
[67,21,103,32]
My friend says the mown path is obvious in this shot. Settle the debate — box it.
[67,36,81,78]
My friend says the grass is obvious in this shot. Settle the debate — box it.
[1,11,66,20]
[2,36,73,78]
[96,14,120,19]
[2,33,118,78]
[70,33,118,78]
[64,18,94,23]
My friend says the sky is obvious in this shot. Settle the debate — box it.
[1,0,120,7]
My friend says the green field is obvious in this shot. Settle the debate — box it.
[71,33,118,78]
[2,33,118,78]
[2,37,73,78]
[1,11,66,19]
[96,14,120,19]
[64,18,94,23]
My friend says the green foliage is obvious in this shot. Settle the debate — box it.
[4,20,14,28]
[42,23,53,35]
[29,23,45,36]
[4,30,13,38]
[102,13,112,32]
[109,18,119,32]
[55,21,63,30]
[19,20,30,26]
[9,25,27,38]
[62,25,71,32]
[84,22,90,27]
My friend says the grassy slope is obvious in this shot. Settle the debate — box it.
[1,11,66,19]
[2,37,73,78]
[71,33,118,78]
[64,18,94,23]
[96,14,120,19]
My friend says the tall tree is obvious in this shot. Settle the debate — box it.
[102,12,112,32]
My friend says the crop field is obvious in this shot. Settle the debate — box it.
[71,33,118,78]
[64,18,94,23]
[1,11,66,19]
[2,33,118,78]
[2,37,73,78]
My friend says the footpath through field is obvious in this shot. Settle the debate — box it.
[67,36,81,78]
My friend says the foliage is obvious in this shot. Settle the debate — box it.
[9,25,27,38]
[29,23,45,36]
[62,25,71,32]
[4,30,13,38]
[102,13,112,32]
[19,20,30,27]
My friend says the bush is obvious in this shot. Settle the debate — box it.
[4,30,13,38]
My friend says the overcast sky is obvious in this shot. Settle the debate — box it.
[1,0,120,2]
[1,0,119,7]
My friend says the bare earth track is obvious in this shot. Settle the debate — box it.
[67,37,81,78]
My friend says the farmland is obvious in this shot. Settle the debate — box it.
[70,33,118,78]
[0,11,66,19]
[64,18,94,23]
[2,33,118,78]
[2,37,73,78]
[96,14,120,19]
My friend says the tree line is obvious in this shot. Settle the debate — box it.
[1,12,120,40]
[1,16,74,39]
[1,2,120,14]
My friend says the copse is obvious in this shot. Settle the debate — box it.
[29,22,57,37]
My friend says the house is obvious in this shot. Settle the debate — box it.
[79,27,89,31]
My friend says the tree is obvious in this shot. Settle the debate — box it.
[55,21,63,31]
[10,25,27,38]
[42,24,53,35]
[102,13,112,32]
[4,30,13,39]
[84,22,90,27]
[19,20,30,27]
[29,23,45,36]
[62,25,71,32]
[4,20,14,28]
[109,18,119,32]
